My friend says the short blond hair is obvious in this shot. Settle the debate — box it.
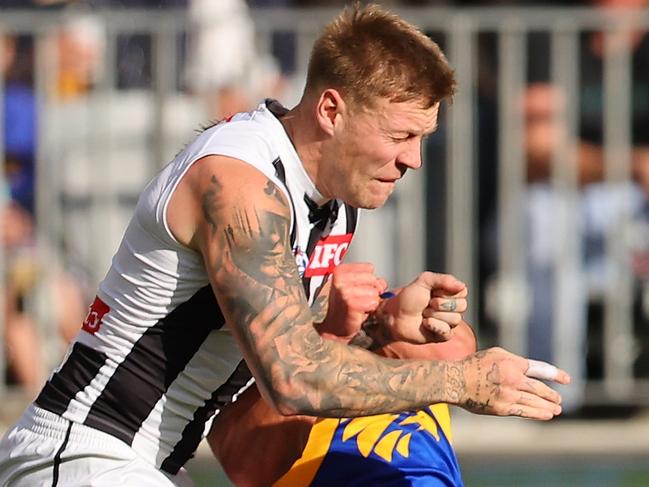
[305,3,456,110]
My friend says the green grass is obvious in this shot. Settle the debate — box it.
[460,457,649,487]
[186,457,649,487]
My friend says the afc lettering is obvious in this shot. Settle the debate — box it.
[304,234,353,277]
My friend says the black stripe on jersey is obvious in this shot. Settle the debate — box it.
[160,360,253,474]
[301,223,326,302]
[272,157,297,247]
[83,285,225,446]
[301,198,341,301]
[345,204,358,234]
[35,342,108,416]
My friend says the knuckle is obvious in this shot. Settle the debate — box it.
[448,314,462,325]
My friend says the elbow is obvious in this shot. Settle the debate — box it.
[255,373,317,417]
[251,336,338,417]
[273,399,303,417]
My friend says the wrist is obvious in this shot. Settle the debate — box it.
[349,295,396,350]
[314,322,357,344]
[442,359,466,406]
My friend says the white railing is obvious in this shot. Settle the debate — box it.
[1,6,648,408]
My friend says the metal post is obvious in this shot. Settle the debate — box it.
[602,17,634,396]
[447,15,477,329]
[550,23,582,406]
[33,28,61,367]
[152,26,176,172]
[495,20,528,355]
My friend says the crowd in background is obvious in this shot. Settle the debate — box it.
[2,0,649,419]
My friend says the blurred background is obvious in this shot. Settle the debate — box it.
[1,0,649,485]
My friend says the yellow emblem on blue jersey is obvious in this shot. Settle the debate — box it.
[275,404,463,487]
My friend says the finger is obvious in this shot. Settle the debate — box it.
[421,310,462,326]
[505,403,561,421]
[375,277,389,294]
[331,264,377,285]
[345,295,383,313]
[420,318,452,341]
[526,359,571,385]
[340,287,383,307]
[431,286,468,299]
[334,262,375,275]
[428,297,467,313]
[515,391,563,415]
[334,272,382,288]
[518,376,562,405]
[415,272,466,295]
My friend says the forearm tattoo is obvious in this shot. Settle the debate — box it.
[202,174,465,417]
[309,287,329,324]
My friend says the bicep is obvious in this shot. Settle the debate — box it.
[193,157,316,403]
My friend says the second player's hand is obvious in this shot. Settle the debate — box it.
[317,263,387,340]
[379,272,467,344]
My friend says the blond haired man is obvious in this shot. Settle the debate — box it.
[0,4,568,486]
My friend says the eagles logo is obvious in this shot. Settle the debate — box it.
[339,407,444,463]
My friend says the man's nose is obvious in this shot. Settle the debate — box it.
[398,141,423,170]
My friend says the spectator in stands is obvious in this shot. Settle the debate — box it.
[2,33,44,396]
[521,0,649,410]
[185,0,286,119]
[52,14,105,100]
[3,35,36,215]
[2,32,87,397]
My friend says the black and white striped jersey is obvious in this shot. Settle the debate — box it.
[35,100,359,474]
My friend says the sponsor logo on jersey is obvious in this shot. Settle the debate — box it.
[293,245,309,277]
[82,296,110,334]
[304,233,353,277]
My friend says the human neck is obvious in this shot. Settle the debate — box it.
[279,103,331,200]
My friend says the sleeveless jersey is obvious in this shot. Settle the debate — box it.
[34,100,359,474]
[275,404,463,487]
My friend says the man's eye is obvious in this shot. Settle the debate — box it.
[393,134,413,142]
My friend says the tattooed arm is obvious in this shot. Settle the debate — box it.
[168,155,569,420]
[308,278,331,324]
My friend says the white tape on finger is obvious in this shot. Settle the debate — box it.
[526,359,558,381]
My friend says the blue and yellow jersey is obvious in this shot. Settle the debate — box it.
[274,404,463,487]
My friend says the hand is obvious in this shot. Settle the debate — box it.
[378,272,467,344]
[451,347,571,420]
[378,320,477,361]
[316,263,387,340]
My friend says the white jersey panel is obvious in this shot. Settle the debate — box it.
[33,100,359,474]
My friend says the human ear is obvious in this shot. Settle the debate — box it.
[315,89,346,136]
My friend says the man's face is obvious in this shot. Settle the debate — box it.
[324,98,440,209]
